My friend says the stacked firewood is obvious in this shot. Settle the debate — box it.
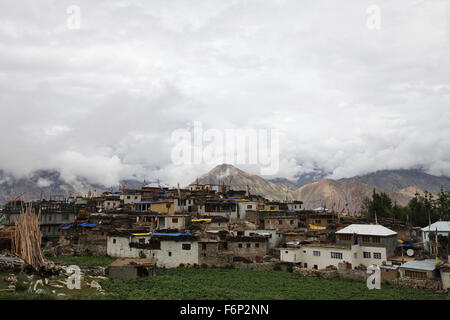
[11,206,45,270]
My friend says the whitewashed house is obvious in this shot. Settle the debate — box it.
[421,221,450,253]
[107,232,199,268]
[280,224,397,270]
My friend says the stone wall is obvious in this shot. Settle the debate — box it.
[232,261,276,271]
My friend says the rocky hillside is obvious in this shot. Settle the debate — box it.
[197,164,427,210]
[197,164,292,201]
[291,179,411,211]
[339,169,449,194]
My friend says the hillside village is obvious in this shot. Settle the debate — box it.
[0,177,449,296]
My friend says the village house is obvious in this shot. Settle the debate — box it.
[264,215,301,231]
[106,258,157,281]
[134,200,174,215]
[421,221,450,253]
[103,195,121,211]
[280,224,398,269]
[2,200,77,243]
[157,214,191,230]
[281,242,389,270]
[173,198,195,214]
[226,235,269,262]
[106,232,199,268]
[198,200,237,218]
[122,193,142,205]
[198,239,233,267]
[244,229,283,250]
[335,224,398,258]
[398,259,439,280]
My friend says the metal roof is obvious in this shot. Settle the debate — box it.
[421,221,450,232]
[399,259,437,271]
[335,224,397,236]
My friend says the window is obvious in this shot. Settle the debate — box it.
[339,234,351,241]
[202,243,207,250]
[373,252,382,259]
[255,243,260,248]
[315,219,321,224]
[405,270,426,279]
[168,252,172,256]
[246,243,251,248]
[290,220,294,225]
[362,236,370,243]
[247,205,252,209]
[278,220,283,225]
[182,244,191,250]
[331,252,343,259]
[172,218,178,223]
[134,196,138,199]
[113,239,116,244]
[270,206,275,210]
[238,243,243,248]
[372,236,380,243]
[127,196,131,199]
[313,251,321,257]
[363,252,371,259]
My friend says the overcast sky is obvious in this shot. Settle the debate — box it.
[0,0,449,187]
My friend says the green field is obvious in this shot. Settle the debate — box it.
[99,267,449,300]
[52,255,116,267]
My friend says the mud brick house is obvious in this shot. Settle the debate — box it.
[244,229,283,249]
[245,210,285,228]
[198,200,237,218]
[58,224,108,255]
[264,215,302,231]
[306,213,337,229]
[2,200,76,243]
[106,258,157,281]
[198,239,233,267]
[158,214,191,230]
[226,235,269,262]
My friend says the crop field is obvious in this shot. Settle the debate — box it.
[99,267,450,300]
[1,263,449,300]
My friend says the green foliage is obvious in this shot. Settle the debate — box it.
[361,187,450,227]
[98,268,449,300]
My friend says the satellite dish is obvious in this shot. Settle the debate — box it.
[406,249,414,257]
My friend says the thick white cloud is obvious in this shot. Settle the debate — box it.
[0,0,449,187]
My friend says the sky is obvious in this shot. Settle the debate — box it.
[0,0,449,187]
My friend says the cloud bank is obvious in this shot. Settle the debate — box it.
[0,0,449,187]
